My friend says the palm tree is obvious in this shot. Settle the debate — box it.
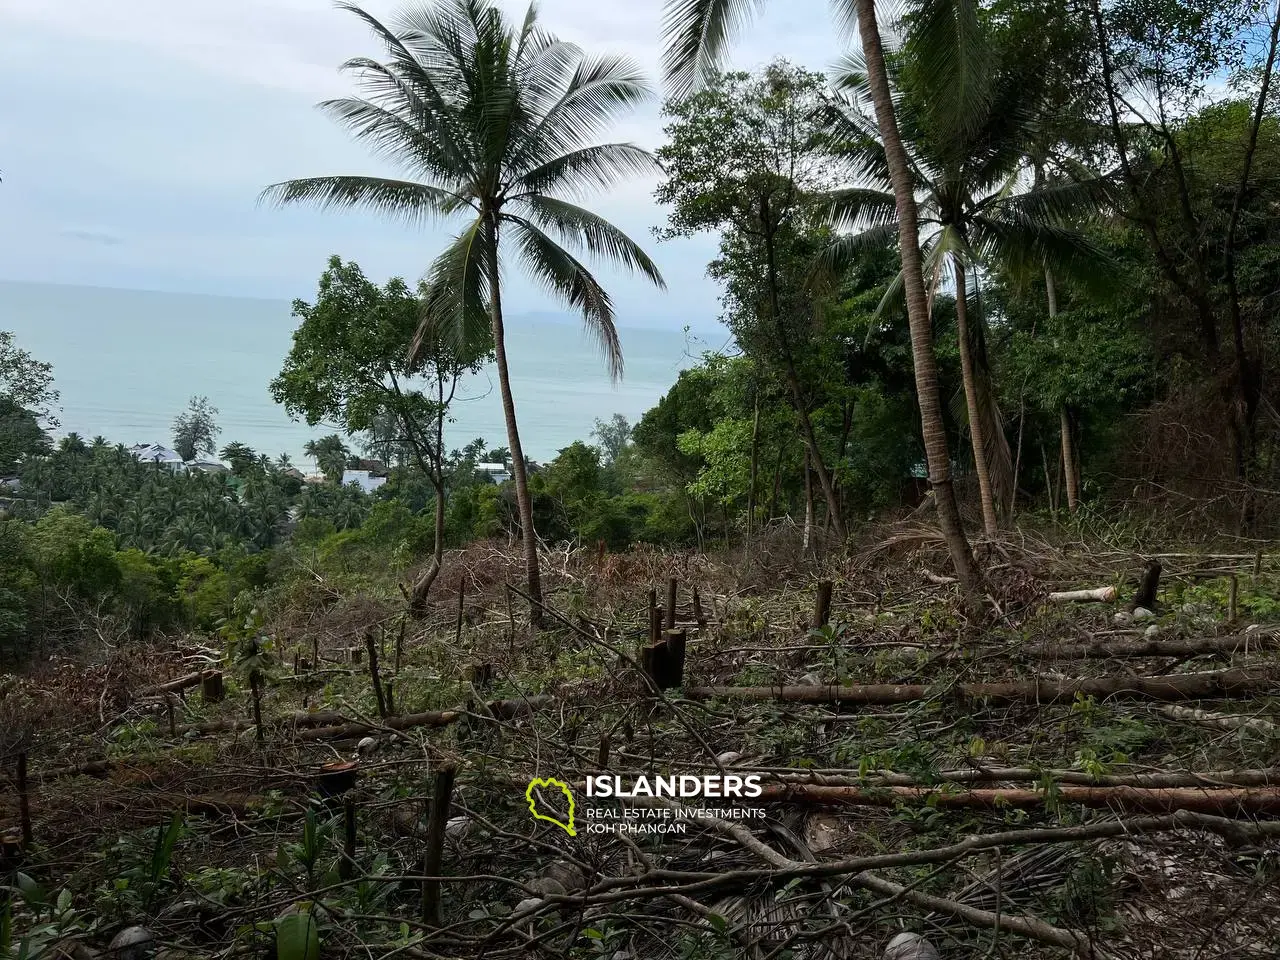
[820,46,1111,537]
[304,435,350,485]
[262,0,665,623]
[662,0,980,593]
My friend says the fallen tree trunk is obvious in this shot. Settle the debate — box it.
[772,766,1280,790]
[172,710,350,737]
[759,783,1280,815]
[684,666,1278,706]
[1026,630,1280,660]
[296,695,555,742]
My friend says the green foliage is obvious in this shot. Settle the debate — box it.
[274,909,321,960]
[171,396,220,462]
[29,507,120,597]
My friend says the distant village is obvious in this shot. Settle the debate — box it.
[0,442,513,496]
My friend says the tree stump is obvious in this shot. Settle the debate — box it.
[812,580,834,629]
[201,671,225,704]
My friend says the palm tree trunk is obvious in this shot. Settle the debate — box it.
[485,215,544,628]
[1060,406,1079,514]
[954,262,998,537]
[1044,267,1079,514]
[853,0,980,596]
[802,446,814,553]
[746,392,760,551]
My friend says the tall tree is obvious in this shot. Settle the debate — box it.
[273,256,489,614]
[304,435,351,485]
[262,0,665,625]
[655,64,848,542]
[821,27,1112,535]
[172,396,220,463]
[661,0,980,593]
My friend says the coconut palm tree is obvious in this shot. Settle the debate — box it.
[818,47,1112,537]
[262,0,665,623]
[661,0,981,592]
[304,435,350,485]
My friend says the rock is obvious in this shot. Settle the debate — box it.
[543,860,586,893]
[514,897,542,915]
[1113,611,1133,624]
[1132,606,1155,621]
[107,927,155,960]
[1144,624,1161,638]
[356,737,378,756]
[884,932,940,960]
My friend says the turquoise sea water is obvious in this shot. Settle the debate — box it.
[0,281,710,466]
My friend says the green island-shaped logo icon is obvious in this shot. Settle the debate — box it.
[525,777,576,836]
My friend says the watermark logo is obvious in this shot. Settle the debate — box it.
[524,774,765,836]
[525,777,576,836]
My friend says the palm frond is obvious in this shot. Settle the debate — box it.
[317,92,467,184]
[818,186,898,232]
[973,215,1115,297]
[516,196,666,289]
[507,216,623,380]
[661,0,767,99]
[995,175,1121,224]
[258,176,467,224]
[905,0,993,151]
[810,223,898,292]
[514,54,655,169]
[418,218,494,360]
[511,142,660,197]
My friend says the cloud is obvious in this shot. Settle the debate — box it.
[0,0,838,323]
[60,227,126,246]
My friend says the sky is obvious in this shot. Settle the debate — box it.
[0,0,844,330]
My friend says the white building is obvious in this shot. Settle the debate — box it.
[129,443,186,471]
[343,469,388,494]
[477,461,511,483]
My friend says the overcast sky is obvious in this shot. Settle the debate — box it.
[0,0,843,329]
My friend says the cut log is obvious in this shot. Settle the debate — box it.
[137,672,205,697]
[684,666,1278,706]
[758,782,1280,815]
[297,694,555,742]
[773,766,1280,789]
[1157,704,1277,734]
[1027,629,1280,660]
[1048,586,1117,603]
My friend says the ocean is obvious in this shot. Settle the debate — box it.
[0,281,712,466]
